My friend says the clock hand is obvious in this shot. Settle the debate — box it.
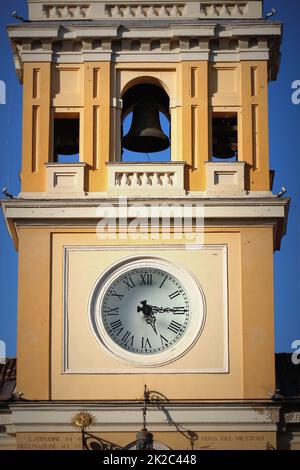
[152,306,188,314]
[137,301,187,315]
[137,300,157,335]
[145,315,157,334]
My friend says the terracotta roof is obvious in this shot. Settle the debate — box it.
[0,358,16,401]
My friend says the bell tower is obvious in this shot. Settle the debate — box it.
[2,0,289,450]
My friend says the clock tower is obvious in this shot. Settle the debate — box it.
[2,0,289,450]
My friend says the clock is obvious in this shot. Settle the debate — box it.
[89,256,206,367]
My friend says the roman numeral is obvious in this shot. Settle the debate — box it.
[173,307,187,315]
[105,306,119,316]
[159,276,167,288]
[168,320,182,334]
[160,335,169,345]
[169,290,180,300]
[110,290,124,300]
[122,331,134,346]
[141,273,152,285]
[142,337,151,349]
[123,277,135,290]
[110,319,123,336]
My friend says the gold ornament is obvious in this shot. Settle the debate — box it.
[71,410,95,430]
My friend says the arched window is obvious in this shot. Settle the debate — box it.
[121,82,171,162]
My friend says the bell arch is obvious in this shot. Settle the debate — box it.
[121,75,171,102]
[120,80,171,162]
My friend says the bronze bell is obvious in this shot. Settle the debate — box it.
[54,118,79,156]
[122,103,170,153]
[212,116,238,159]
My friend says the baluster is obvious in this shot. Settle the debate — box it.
[220,4,229,16]
[49,7,58,18]
[124,6,134,17]
[159,5,167,17]
[111,5,120,17]
[141,172,150,187]
[120,173,128,187]
[74,6,81,18]
[162,173,169,187]
[170,5,179,17]
[132,172,140,187]
[136,6,145,17]
[152,173,160,187]
[208,5,217,16]
[232,5,242,16]
[61,6,69,18]
[147,6,157,17]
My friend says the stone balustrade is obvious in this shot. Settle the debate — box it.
[199,2,248,17]
[28,1,263,21]
[107,162,186,196]
[105,3,185,18]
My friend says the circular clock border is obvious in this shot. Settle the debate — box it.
[88,255,206,367]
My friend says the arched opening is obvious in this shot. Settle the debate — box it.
[121,82,171,162]
[211,112,238,162]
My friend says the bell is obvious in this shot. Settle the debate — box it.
[122,103,170,153]
[54,118,79,156]
[212,117,238,159]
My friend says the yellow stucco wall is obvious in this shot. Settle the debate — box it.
[20,60,271,193]
[16,226,275,401]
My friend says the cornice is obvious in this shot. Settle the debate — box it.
[1,197,289,252]
[8,400,279,433]
[7,20,282,83]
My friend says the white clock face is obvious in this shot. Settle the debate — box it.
[89,256,206,367]
[101,267,190,355]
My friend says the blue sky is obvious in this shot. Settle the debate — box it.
[0,0,299,356]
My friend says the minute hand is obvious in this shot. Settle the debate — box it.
[152,306,187,314]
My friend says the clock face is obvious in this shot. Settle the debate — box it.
[89,256,206,367]
[101,267,190,355]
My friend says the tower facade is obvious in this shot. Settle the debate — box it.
[2,0,289,450]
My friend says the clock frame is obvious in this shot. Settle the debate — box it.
[88,255,206,367]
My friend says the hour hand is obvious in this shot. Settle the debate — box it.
[137,300,157,335]
[145,316,157,334]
